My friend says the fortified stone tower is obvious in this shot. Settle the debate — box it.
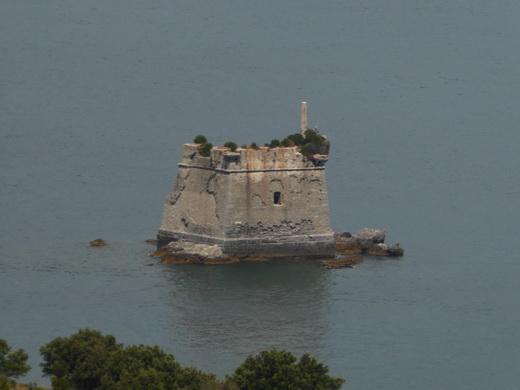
[157,104,335,259]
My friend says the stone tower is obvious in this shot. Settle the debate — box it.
[157,106,335,259]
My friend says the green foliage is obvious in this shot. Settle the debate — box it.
[0,376,47,390]
[40,329,122,390]
[280,138,293,147]
[193,135,208,144]
[280,133,305,148]
[288,133,305,146]
[240,144,247,149]
[300,142,319,157]
[268,139,280,148]
[224,142,238,152]
[177,366,220,390]
[303,128,321,142]
[39,330,224,390]
[290,353,344,390]
[280,138,291,147]
[229,349,296,389]
[193,135,213,157]
[199,379,239,390]
[51,376,73,390]
[98,345,211,390]
[301,129,330,158]
[192,126,330,161]
[227,349,344,390]
[200,142,213,157]
[0,339,30,379]
[0,376,10,390]
[37,330,344,390]
[277,129,330,158]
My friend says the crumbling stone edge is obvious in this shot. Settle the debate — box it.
[150,228,403,267]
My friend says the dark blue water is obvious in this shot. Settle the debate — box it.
[2,1,520,388]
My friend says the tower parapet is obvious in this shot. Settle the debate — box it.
[181,144,325,172]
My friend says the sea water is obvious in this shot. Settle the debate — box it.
[1,1,520,388]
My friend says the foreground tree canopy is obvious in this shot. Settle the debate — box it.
[98,345,215,390]
[0,339,30,379]
[40,329,121,390]
[1,329,344,389]
[39,329,213,390]
[228,349,344,390]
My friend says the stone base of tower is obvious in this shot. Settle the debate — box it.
[157,143,337,263]
[156,230,336,263]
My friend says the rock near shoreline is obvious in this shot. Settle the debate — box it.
[334,229,404,257]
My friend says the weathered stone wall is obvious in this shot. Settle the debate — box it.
[158,144,335,257]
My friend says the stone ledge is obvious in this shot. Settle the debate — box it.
[151,240,269,264]
[152,228,403,265]
[156,230,336,258]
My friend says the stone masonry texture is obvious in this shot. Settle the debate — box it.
[158,144,336,258]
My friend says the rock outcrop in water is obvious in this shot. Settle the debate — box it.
[89,239,108,247]
[335,229,404,257]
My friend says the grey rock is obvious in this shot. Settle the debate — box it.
[355,228,386,244]
[335,229,403,257]
[387,243,404,256]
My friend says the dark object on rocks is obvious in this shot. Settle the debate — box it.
[321,256,363,269]
[335,229,403,256]
[89,239,107,247]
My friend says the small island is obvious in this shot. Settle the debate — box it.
[155,103,403,264]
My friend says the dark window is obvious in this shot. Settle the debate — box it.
[274,191,282,205]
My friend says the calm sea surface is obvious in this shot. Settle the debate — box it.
[1,1,520,389]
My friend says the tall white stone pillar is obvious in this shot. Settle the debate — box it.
[300,101,308,135]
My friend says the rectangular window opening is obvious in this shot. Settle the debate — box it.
[274,191,282,205]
